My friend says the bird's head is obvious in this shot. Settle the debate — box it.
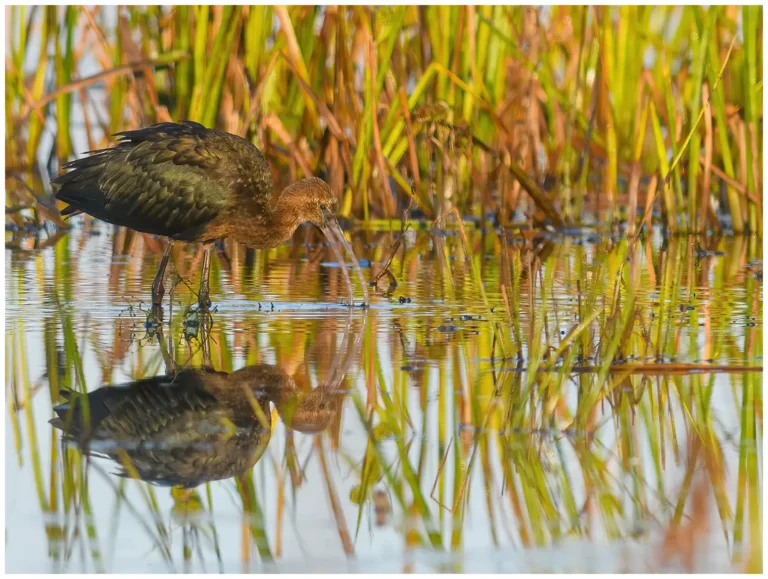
[277,176,369,306]
[280,177,339,229]
[273,388,342,434]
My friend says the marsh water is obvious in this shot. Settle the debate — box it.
[5,220,763,572]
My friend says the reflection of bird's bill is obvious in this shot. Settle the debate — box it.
[324,305,366,394]
[279,301,366,435]
[321,219,369,306]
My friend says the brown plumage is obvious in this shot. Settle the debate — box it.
[52,121,368,313]
[49,363,345,488]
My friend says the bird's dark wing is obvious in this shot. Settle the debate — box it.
[205,127,275,218]
[50,369,224,441]
[53,121,273,240]
[51,366,273,487]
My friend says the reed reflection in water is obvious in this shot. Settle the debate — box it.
[5,222,762,572]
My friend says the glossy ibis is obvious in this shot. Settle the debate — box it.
[52,121,368,314]
[50,311,364,487]
[50,366,275,487]
[49,362,346,487]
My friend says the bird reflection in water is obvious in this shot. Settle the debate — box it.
[50,312,364,490]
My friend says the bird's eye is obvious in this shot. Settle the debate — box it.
[320,204,327,211]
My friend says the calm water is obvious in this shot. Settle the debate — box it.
[5,220,762,572]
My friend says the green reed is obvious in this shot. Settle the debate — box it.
[4,6,763,233]
[4,99,763,570]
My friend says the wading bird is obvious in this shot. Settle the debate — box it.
[52,121,368,315]
[50,312,364,487]
[50,365,277,488]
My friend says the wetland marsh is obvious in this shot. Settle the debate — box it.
[5,5,763,573]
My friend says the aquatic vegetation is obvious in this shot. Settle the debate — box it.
[5,223,762,572]
[5,6,763,233]
[3,4,762,573]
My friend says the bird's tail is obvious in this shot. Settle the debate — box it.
[50,388,78,432]
[49,387,111,439]
[52,149,114,219]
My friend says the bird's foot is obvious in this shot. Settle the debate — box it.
[182,304,214,341]
[144,305,164,335]
[197,291,212,312]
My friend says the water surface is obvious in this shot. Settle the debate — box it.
[5,221,762,572]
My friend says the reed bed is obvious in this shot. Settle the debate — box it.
[4,6,763,234]
[4,4,763,573]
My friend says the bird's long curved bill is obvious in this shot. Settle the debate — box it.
[322,219,369,307]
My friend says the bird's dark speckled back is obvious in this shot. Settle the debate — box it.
[52,121,274,242]
[50,366,273,488]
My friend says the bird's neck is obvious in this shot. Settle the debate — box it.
[269,197,303,242]
[234,197,302,249]
[233,179,322,249]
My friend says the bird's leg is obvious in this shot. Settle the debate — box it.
[214,242,232,275]
[151,241,174,319]
[200,311,213,366]
[198,243,213,311]
[155,325,177,373]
